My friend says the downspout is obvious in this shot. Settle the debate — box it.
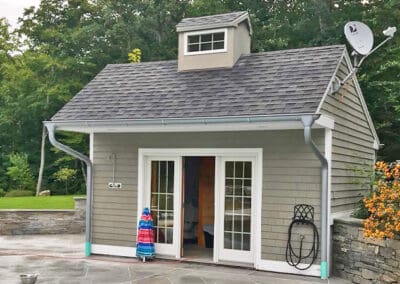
[45,123,93,257]
[301,115,329,279]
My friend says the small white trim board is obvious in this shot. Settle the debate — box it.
[256,259,320,277]
[91,244,136,258]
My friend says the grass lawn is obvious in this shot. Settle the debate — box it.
[0,195,85,209]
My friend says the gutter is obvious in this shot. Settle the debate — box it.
[45,123,93,257]
[301,115,329,279]
[45,113,318,130]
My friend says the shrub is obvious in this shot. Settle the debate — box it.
[363,161,400,239]
[5,190,35,197]
[6,153,35,191]
[0,188,5,197]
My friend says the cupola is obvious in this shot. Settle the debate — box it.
[176,11,252,71]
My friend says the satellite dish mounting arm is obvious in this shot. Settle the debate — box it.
[333,26,396,94]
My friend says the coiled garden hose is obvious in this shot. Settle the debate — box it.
[285,204,319,270]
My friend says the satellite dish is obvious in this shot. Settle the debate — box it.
[344,21,374,55]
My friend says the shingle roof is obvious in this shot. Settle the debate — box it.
[51,45,345,122]
[176,11,249,32]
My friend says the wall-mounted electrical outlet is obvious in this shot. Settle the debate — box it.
[108,182,122,189]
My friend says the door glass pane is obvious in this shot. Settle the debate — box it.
[224,161,252,251]
[151,161,174,244]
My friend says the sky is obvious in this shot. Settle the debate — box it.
[0,0,41,30]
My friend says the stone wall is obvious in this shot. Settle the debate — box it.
[333,216,400,284]
[0,197,86,235]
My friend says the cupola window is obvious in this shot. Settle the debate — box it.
[185,29,227,55]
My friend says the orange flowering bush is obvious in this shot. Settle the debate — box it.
[363,161,400,239]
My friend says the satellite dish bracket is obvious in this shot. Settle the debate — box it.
[332,27,396,94]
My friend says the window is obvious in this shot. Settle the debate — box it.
[185,29,227,54]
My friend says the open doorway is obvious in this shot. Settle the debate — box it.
[182,156,215,261]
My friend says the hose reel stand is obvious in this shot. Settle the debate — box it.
[285,204,319,270]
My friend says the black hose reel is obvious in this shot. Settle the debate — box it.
[285,204,319,270]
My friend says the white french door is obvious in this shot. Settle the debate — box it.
[217,157,255,263]
[143,156,182,258]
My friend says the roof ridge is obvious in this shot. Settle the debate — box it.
[179,11,247,21]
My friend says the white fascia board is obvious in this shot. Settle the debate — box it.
[342,50,380,146]
[46,118,328,134]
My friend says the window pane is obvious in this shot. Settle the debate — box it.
[225,197,233,211]
[233,216,242,232]
[166,228,173,244]
[167,162,174,193]
[235,162,243,178]
[234,197,243,211]
[166,195,173,210]
[243,234,250,251]
[200,43,212,51]
[188,44,199,52]
[233,233,242,250]
[224,232,232,249]
[244,162,252,178]
[213,32,224,41]
[243,180,251,196]
[188,35,199,44]
[234,181,242,195]
[243,216,251,233]
[226,162,234,177]
[224,214,233,231]
[213,41,224,50]
[225,179,234,195]
[201,33,212,42]
[243,197,251,210]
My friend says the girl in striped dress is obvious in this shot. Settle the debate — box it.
[136,207,155,262]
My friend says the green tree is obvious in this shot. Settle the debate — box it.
[6,153,35,191]
[53,167,77,194]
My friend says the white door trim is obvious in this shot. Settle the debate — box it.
[138,148,263,266]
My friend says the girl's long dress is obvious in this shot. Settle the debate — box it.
[136,210,155,259]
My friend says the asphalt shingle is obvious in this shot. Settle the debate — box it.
[51,45,345,122]
[176,11,248,30]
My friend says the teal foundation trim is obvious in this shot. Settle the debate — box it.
[320,261,328,279]
[85,242,91,256]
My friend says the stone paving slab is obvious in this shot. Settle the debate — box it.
[0,234,349,284]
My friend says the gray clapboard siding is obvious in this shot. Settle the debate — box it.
[92,129,324,262]
[320,58,375,214]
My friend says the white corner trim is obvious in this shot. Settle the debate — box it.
[91,244,136,258]
[89,132,94,162]
[256,259,320,277]
[315,115,335,129]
